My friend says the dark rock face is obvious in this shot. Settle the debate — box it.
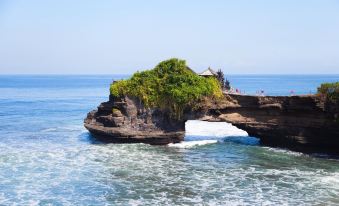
[84,95,185,145]
[206,94,339,154]
[85,93,339,154]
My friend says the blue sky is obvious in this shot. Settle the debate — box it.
[0,0,339,74]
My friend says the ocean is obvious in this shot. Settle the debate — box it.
[0,75,338,205]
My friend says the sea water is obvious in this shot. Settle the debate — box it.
[0,75,339,205]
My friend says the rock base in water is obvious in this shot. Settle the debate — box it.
[84,93,339,155]
[84,123,184,145]
[84,95,185,145]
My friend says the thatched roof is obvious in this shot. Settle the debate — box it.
[199,67,217,76]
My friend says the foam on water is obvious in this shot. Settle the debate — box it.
[185,120,248,138]
[169,120,251,148]
[168,140,218,148]
[40,128,58,132]
[40,125,87,133]
[264,147,304,157]
[1,75,339,205]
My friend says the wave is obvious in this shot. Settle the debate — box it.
[320,172,339,184]
[264,147,304,157]
[168,120,254,148]
[40,125,86,133]
[168,140,218,148]
[185,120,248,138]
[40,128,58,132]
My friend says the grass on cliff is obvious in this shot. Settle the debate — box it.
[317,82,339,102]
[110,58,223,119]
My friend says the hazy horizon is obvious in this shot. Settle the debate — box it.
[1,0,339,74]
[1,73,339,76]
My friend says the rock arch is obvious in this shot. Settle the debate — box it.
[85,94,339,154]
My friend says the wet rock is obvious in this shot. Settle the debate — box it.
[84,95,184,144]
[211,94,339,154]
[85,93,339,154]
[112,109,123,117]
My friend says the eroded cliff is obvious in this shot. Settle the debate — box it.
[207,94,339,154]
[85,93,339,154]
[84,95,186,145]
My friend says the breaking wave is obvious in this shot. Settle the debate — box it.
[185,120,248,138]
[168,140,218,148]
[2,75,339,205]
[168,120,256,148]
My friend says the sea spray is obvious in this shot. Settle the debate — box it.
[185,120,248,139]
[168,120,250,148]
[168,140,218,148]
[2,75,339,205]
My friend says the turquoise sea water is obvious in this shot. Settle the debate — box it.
[0,75,339,205]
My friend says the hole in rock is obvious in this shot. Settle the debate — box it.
[169,120,260,148]
[185,120,248,140]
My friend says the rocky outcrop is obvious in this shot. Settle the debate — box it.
[206,94,339,154]
[84,93,339,154]
[84,95,185,145]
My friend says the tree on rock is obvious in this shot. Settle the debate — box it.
[216,69,225,90]
[110,58,223,119]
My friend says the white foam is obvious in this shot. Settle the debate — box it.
[41,125,87,133]
[40,128,57,132]
[264,147,304,157]
[168,140,218,148]
[169,121,250,148]
[185,120,248,139]
[320,172,339,184]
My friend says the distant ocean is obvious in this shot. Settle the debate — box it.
[0,75,338,205]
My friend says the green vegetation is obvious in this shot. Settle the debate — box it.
[110,58,223,119]
[112,108,121,113]
[317,82,339,102]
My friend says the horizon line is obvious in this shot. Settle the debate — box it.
[1,73,339,76]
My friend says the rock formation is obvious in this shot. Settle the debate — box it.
[208,94,339,154]
[84,95,185,145]
[85,93,339,154]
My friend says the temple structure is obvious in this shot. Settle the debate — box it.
[199,67,217,77]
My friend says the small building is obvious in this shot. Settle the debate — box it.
[199,67,217,77]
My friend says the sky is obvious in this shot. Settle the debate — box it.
[0,0,339,74]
